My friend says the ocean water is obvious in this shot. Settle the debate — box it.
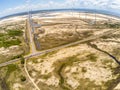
[0,9,120,20]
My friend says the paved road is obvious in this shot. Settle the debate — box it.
[0,29,117,68]
[28,15,38,54]
[24,15,41,90]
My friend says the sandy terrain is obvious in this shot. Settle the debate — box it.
[0,11,120,90]
[1,11,120,25]
[27,43,117,89]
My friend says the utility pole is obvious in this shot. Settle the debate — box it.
[85,12,87,22]
[26,0,37,53]
[79,11,81,19]
[94,2,97,25]
[94,10,96,25]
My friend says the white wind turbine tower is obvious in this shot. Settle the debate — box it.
[26,0,31,19]
[89,1,97,25]
[84,11,87,22]
[71,0,74,17]
[106,2,113,27]
[71,0,77,17]
[26,0,34,33]
[26,0,32,27]
[93,1,97,25]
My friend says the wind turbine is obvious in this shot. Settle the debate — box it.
[93,2,97,25]
[71,0,74,17]
[89,2,97,25]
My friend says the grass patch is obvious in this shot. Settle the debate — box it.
[7,29,23,37]
[40,51,58,59]
[6,64,18,75]
[38,32,80,50]
[86,53,97,62]
[104,23,120,29]
[20,75,26,82]
[77,78,101,90]
[0,29,23,48]
[2,39,21,48]
[41,74,52,79]
[0,33,7,37]
[53,55,80,90]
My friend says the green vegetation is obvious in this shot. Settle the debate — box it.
[41,74,51,79]
[1,39,21,48]
[38,29,94,51]
[86,53,97,62]
[39,51,58,59]
[0,63,28,90]
[104,23,120,29]
[94,22,120,29]
[81,67,87,73]
[6,64,18,76]
[20,56,25,64]
[20,75,26,82]
[53,55,80,90]
[77,78,101,90]
[101,35,110,39]
[0,29,23,48]
[11,55,22,60]
[105,74,120,90]
[53,54,102,90]
[7,29,23,37]
[38,32,80,50]
[0,33,6,37]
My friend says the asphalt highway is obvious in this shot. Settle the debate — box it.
[0,29,116,68]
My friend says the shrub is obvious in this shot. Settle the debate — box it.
[20,75,26,82]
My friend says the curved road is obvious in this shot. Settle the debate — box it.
[24,59,40,90]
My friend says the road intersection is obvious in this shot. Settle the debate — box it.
[0,29,116,68]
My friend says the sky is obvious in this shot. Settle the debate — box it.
[0,0,120,17]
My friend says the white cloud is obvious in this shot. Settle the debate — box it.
[1,0,120,17]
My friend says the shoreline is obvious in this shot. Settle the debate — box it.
[0,12,120,25]
[0,9,120,19]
